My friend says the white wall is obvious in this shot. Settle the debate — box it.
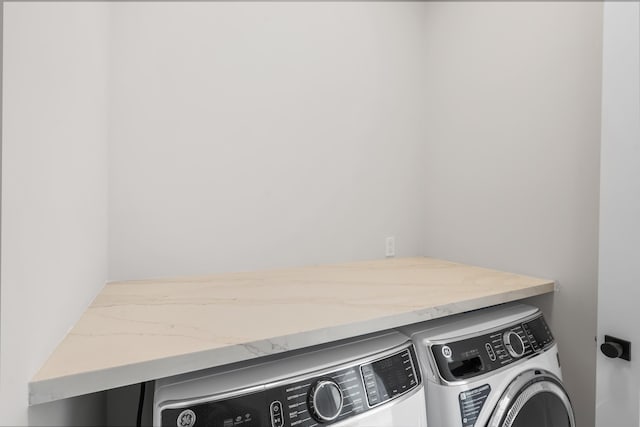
[596,2,640,426]
[419,3,603,426]
[1,3,109,425]
[108,2,429,281]
[0,2,609,425]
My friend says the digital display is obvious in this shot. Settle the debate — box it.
[371,354,410,396]
[362,350,417,406]
[527,317,553,344]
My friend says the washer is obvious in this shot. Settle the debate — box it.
[153,331,427,427]
[399,303,575,427]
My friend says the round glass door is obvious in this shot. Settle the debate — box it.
[487,370,575,427]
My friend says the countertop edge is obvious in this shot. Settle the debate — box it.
[28,280,554,405]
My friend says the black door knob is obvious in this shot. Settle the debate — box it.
[600,335,631,361]
[601,342,623,358]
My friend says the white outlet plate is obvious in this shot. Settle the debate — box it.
[385,236,395,257]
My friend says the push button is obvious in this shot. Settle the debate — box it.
[270,401,284,427]
[485,343,496,362]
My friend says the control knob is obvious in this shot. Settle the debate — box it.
[308,379,343,423]
[503,331,526,358]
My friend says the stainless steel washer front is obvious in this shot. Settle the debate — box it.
[399,303,575,427]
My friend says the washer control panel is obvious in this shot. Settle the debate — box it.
[431,314,554,382]
[160,344,421,427]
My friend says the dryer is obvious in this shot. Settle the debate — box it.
[153,331,427,427]
[399,303,575,427]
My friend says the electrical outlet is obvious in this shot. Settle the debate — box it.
[385,236,395,257]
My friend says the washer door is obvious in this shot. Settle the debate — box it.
[487,370,575,427]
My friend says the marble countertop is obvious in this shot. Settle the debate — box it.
[29,257,554,405]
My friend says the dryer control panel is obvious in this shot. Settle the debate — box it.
[159,344,421,427]
[431,314,554,382]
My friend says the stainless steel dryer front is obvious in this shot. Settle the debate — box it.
[153,331,427,427]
